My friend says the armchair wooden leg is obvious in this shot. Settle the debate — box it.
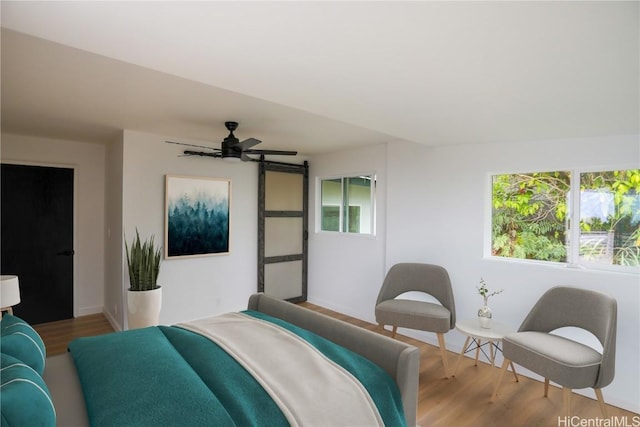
[391,325,398,339]
[491,358,510,401]
[437,333,449,378]
[563,387,572,417]
[594,388,609,419]
[544,378,549,397]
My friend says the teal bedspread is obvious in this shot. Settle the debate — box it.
[68,311,406,427]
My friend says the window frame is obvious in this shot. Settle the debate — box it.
[486,166,639,274]
[316,173,377,236]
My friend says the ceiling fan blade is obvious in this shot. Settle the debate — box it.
[166,140,221,151]
[239,152,262,162]
[244,149,298,156]
[183,150,222,158]
[237,137,261,149]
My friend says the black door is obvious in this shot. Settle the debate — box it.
[1,163,74,324]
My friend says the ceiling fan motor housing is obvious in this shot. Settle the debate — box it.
[222,121,242,159]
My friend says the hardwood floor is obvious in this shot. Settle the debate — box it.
[33,313,114,356]
[35,304,638,427]
[298,302,638,427]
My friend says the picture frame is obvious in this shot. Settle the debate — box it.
[165,175,231,259]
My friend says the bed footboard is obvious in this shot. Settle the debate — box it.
[248,293,420,427]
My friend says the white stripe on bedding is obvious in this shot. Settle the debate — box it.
[178,312,384,427]
[4,322,46,366]
[0,363,56,417]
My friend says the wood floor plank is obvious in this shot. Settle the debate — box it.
[35,303,638,426]
[33,313,114,356]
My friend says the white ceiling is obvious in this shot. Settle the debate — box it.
[1,1,638,156]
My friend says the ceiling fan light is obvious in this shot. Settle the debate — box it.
[223,156,242,163]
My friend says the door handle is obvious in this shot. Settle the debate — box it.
[56,250,75,256]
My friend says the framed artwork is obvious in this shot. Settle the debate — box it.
[165,175,231,259]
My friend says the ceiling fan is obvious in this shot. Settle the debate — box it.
[166,121,297,162]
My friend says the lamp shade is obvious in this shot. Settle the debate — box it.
[0,275,21,309]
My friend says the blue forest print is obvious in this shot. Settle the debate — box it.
[166,177,230,257]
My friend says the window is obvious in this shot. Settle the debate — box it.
[578,171,640,267]
[319,175,375,235]
[491,169,639,269]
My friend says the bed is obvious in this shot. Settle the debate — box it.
[29,294,420,426]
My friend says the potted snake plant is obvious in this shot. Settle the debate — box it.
[125,229,162,329]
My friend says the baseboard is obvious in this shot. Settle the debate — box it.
[102,309,122,332]
[76,305,102,317]
[307,296,376,325]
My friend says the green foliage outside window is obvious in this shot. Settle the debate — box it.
[320,175,373,234]
[491,169,640,267]
[492,172,570,261]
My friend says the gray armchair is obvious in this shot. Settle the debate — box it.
[492,286,617,417]
[375,263,456,378]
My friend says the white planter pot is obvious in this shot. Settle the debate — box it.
[127,287,162,329]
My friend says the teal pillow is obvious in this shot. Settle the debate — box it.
[0,353,56,427]
[0,314,46,375]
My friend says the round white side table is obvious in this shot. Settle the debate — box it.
[452,318,519,381]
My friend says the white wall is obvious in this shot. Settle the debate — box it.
[308,142,388,316]
[103,133,124,329]
[309,134,639,412]
[119,130,264,326]
[0,133,106,317]
[385,135,639,412]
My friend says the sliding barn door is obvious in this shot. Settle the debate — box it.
[258,160,308,302]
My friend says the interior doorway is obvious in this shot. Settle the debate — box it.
[257,160,308,302]
[1,163,74,324]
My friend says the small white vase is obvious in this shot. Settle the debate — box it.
[127,287,162,329]
[477,297,492,329]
